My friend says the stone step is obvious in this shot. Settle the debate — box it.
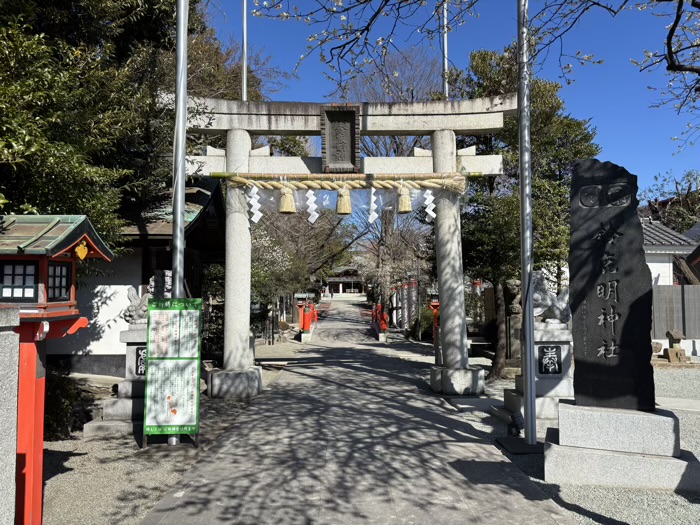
[544,428,700,492]
[102,398,144,421]
[83,420,142,440]
[558,401,680,457]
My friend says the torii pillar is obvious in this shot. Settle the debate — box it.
[210,128,263,398]
[430,129,485,395]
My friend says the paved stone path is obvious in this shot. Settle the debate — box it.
[142,297,576,525]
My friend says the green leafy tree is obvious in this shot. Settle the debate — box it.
[454,47,599,281]
[461,186,520,380]
[454,47,600,380]
[0,23,129,244]
[0,1,286,247]
[267,136,311,157]
[462,177,571,380]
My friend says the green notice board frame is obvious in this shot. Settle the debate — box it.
[143,298,202,437]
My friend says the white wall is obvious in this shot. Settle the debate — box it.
[46,249,143,356]
[645,253,674,286]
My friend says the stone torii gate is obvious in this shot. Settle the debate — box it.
[187,97,517,399]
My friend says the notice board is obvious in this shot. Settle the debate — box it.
[144,298,202,435]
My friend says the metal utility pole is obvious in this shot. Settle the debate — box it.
[242,0,248,101]
[170,0,189,446]
[518,0,537,445]
[442,1,449,98]
[172,0,188,301]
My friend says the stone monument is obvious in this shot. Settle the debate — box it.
[568,159,654,410]
[544,159,699,492]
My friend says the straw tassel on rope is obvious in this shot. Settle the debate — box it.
[278,183,297,214]
[336,185,352,215]
[397,182,412,214]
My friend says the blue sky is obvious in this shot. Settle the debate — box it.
[208,1,697,190]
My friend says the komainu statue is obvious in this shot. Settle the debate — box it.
[532,270,571,324]
[504,279,522,315]
[122,271,173,324]
[122,287,150,324]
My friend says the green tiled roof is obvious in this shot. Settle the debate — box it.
[121,179,222,239]
[0,215,113,261]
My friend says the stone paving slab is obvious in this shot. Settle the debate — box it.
[142,298,577,525]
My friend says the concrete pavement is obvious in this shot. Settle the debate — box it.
[142,297,577,525]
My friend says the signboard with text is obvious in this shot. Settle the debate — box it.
[143,298,202,435]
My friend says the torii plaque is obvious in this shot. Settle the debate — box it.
[321,105,360,173]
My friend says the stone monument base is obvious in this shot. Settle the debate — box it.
[84,330,147,440]
[515,374,574,397]
[544,401,699,491]
[557,402,679,455]
[83,395,145,440]
[544,429,700,491]
[370,322,388,343]
[503,388,573,422]
[210,366,263,399]
[117,379,145,398]
[492,324,574,434]
[297,323,315,343]
[429,365,485,395]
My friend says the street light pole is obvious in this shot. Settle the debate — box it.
[442,1,449,98]
[518,0,537,445]
[242,0,248,102]
[170,0,189,447]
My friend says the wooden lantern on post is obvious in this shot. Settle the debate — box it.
[0,215,113,525]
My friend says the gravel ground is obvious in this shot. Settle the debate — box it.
[43,397,250,525]
[42,341,300,525]
[456,361,700,525]
[42,343,700,525]
[653,366,700,400]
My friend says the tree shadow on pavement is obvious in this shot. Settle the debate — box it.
[44,298,570,525]
[131,333,573,525]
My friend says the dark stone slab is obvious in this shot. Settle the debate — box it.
[569,159,655,411]
[538,345,562,375]
[320,105,360,173]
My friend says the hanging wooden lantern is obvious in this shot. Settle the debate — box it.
[279,185,297,214]
[398,183,412,214]
[337,185,352,215]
